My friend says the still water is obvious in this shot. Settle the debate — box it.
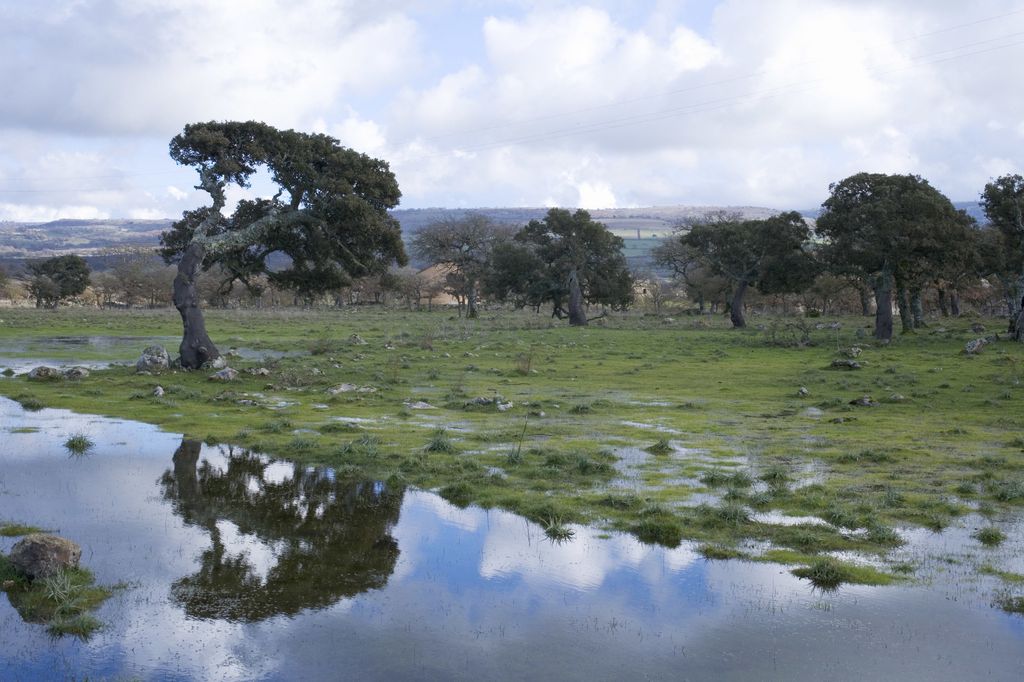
[2,397,1023,681]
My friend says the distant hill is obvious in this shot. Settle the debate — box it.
[1,202,984,272]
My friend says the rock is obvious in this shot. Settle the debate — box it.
[406,401,435,410]
[348,334,368,345]
[153,385,165,397]
[27,366,62,381]
[62,366,90,380]
[840,346,862,358]
[497,401,514,412]
[205,356,228,370]
[964,338,988,355]
[9,534,82,579]
[356,386,377,393]
[829,322,842,330]
[849,395,878,407]
[247,367,270,376]
[830,359,862,370]
[224,348,241,358]
[971,323,986,334]
[136,345,169,373]
[209,368,238,382]
[887,393,906,402]
[328,383,358,394]
[797,386,810,397]
[802,407,824,418]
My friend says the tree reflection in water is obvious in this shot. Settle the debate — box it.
[160,439,404,622]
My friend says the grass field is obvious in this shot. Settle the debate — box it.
[2,305,1022,583]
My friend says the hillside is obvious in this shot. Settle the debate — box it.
[0,202,986,271]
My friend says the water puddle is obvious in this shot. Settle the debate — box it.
[0,336,300,375]
[2,398,1024,680]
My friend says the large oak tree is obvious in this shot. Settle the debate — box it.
[161,121,406,368]
[817,173,969,341]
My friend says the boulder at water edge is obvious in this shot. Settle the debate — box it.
[9,534,82,579]
[27,366,62,381]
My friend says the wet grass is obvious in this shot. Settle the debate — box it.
[63,433,94,455]
[1,306,1023,578]
[0,555,114,639]
[0,523,46,537]
[791,557,896,590]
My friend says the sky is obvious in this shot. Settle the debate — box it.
[0,0,1022,221]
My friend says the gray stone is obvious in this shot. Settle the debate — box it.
[971,323,986,334]
[328,383,358,394]
[406,401,435,410]
[27,366,62,381]
[797,386,810,397]
[9,534,81,579]
[849,395,878,407]
[153,385,165,397]
[209,368,238,382]
[62,366,90,380]
[830,359,862,370]
[964,338,988,355]
[348,334,368,345]
[840,346,862,358]
[247,367,271,376]
[136,345,169,373]
[205,356,228,370]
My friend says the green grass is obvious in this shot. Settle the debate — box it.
[63,433,94,455]
[974,526,1007,547]
[0,555,114,639]
[1,306,1022,577]
[0,523,46,537]
[792,557,896,590]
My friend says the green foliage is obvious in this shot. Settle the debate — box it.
[25,255,90,308]
[484,208,634,318]
[161,121,407,299]
[681,211,817,327]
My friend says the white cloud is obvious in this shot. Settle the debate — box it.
[4,1,1024,219]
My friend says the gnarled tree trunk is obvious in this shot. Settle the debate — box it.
[873,269,894,341]
[858,284,873,317]
[567,268,587,326]
[937,288,948,317]
[911,288,927,328]
[896,285,913,332]
[466,279,478,319]
[729,280,748,328]
[173,241,220,370]
[950,290,961,317]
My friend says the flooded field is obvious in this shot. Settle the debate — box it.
[3,397,1024,681]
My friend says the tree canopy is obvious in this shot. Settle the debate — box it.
[680,211,816,327]
[980,174,1024,338]
[162,121,407,367]
[816,173,969,340]
[25,254,90,308]
[484,208,633,325]
[410,214,509,318]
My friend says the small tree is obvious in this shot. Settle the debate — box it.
[681,211,816,328]
[410,214,509,318]
[980,174,1024,339]
[486,208,632,325]
[161,121,406,368]
[25,254,90,308]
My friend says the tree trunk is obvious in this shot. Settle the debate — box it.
[1014,297,1024,342]
[466,279,478,319]
[873,270,894,341]
[896,285,914,332]
[911,288,927,328]
[567,268,587,326]
[937,288,949,317]
[858,285,872,316]
[950,290,961,317]
[173,241,220,369]
[729,280,748,328]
